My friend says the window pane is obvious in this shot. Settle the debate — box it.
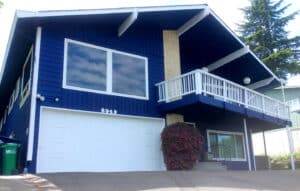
[23,53,32,88]
[218,134,235,159]
[66,42,107,91]
[112,53,146,97]
[209,133,219,158]
[235,135,245,159]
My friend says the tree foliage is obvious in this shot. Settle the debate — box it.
[0,1,3,8]
[239,0,300,78]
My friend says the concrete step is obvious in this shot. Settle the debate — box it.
[193,161,227,171]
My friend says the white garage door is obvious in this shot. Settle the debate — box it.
[37,107,165,173]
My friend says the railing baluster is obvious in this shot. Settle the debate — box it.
[155,69,290,121]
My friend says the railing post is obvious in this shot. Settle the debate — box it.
[262,97,265,113]
[276,103,280,118]
[195,70,202,94]
[223,81,227,101]
[245,89,248,108]
[165,82,169,103]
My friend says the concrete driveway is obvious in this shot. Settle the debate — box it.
[40,170,300,191]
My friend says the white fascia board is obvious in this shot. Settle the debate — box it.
[249,51,281,81]
[247,77,274,90]
[209,9,280,82]
[207,46,249,71]
[16,4,208,18]
[0,13,18,85]
[177,8,210,36]
[0,4,207,87]
[118,10,138,37]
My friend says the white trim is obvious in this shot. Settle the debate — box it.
[0,14,18,85]
[249,128,256,171]
[243,118,252,171]
[20,46,34,108]
[207,47,249,72]
[27,27,42,161]
[0,5,206,97]
[247,77,274,90]
[14,78,20,102]
[107,51,113,93]
[40,106,165,122]
[118,9,138,37]
[16,5,208,18]
[206,129,247,162]
[184,122,196,127]
[209,9,280,81]
[177,8,210,36]
[8,91,15,114]
[286,125,295,170]
[249,51,280,81]
[63,38,149,100]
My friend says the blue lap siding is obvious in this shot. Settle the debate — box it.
[29,23,166,172]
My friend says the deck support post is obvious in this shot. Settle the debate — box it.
[286,126,295,170]
[262,131,271,169]
[243,118,252,171]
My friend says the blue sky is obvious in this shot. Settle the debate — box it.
[0,0,299,84]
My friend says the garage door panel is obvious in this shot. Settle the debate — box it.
[37,108,165,173]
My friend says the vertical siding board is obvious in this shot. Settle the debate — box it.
[37,24,164,118]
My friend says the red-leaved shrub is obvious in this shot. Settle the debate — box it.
[161,122,203,170]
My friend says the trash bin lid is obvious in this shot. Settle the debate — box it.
[1,143,20,148]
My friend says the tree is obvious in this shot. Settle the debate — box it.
[0,1,3,8]
[239,0,300,78]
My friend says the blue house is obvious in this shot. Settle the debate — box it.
[0,5,291,173]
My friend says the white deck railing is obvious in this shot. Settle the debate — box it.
[156,69,290,121]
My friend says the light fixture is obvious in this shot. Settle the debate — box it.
[243,77,251,85]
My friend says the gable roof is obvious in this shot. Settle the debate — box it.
[0,4,283,113]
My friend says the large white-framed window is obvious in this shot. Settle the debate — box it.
[207,130,246,161]
[63,39,149,100]
[20,46,33,108]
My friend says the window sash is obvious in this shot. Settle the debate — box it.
[20,46,33,107]
[208,130,246,161]
[63,39,148,100]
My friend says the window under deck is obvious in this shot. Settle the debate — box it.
[156,69,291,126]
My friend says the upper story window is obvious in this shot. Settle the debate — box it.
[20,47,33,107]
[63,39,148,99]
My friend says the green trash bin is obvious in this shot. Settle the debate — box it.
[1,143,20,175]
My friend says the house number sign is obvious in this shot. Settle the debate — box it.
[101,108,118,114]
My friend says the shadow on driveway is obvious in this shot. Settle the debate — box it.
[40,170,300,191]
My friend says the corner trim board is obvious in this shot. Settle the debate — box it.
[27,27,42,161]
